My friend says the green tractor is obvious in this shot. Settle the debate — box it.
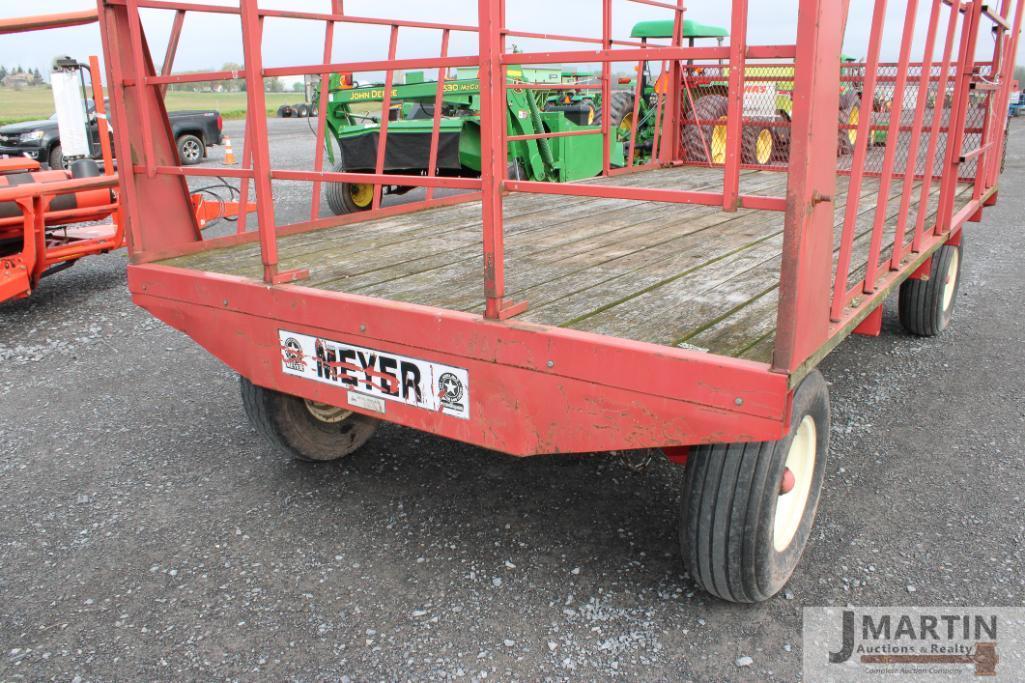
[320,69,625,215]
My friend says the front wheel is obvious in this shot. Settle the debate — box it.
[48,144,65,171]
[681,370,830,603]
[326,164,375,215]
[240,377,378,463]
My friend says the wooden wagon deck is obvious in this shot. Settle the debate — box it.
[163,167,973,364]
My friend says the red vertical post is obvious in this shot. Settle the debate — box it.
[158,9,185,97]
[772,0,844,374]
[722,0,749,211]
[830,0,887,321]
[478,0,523,319]
[659,3,685,165]
[936,0,982,236]
[309,19,336,220]
[88,56,115,176]
[863,0,918,293]
[124,0,155,177]
[371,25,400,211]
[911,1,961,253]
[985,0,1024,189]
[239,0,282,283]
[601,0,612,175]
[890,0,942,270]
[425,29,451,202]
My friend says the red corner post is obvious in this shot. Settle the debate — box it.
[772,0,844,374]
[478,0,525,320]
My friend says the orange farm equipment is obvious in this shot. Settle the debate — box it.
[96,0,1021,602]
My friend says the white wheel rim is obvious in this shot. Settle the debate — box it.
[773,415,817,552]
[942,249,959,312]
[304,399,352,424]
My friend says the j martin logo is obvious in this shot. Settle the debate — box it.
[804,607,1025,681]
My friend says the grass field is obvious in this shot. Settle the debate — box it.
[0,87,304,125]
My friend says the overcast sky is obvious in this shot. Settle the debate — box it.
[0,0,1014,80]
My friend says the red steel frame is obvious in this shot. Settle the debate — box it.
[96,0,1022,456]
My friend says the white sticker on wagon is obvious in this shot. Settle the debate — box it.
[348,391,386,415]
[278,330,470,420]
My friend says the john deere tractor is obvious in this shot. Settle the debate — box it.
[320,69,625,215]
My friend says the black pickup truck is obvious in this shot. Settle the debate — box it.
[0,102,223,168]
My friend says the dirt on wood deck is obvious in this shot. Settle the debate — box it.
[162,166,972,364]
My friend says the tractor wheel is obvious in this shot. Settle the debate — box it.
[277,104,292,118]
[771,113,792,163]
[898,242,963,337]
[838,93,861,156]
[681,370,830,603]
[597,91,637,141]
[682,95,729,164]
[741,124,776,166]
[240,377,378,463]
[295,104,310,118]
[326,165,375,215]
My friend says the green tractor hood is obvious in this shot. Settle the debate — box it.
[630,19,729,40]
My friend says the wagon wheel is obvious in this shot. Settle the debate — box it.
[898,242,963,337]
[771,112,792,163]
[680,370,830,603]
[326,163,375,215]
[240,377,378,463]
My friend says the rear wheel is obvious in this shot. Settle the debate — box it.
[176,134,204,166]
[597,91,637,141]
[898,242,963,337]
[277,104,292,118]
[240,377,378,463]
[741,124,776,165]
[838,93,861,156]
[326,164,375,215]
[295,104,310,118]
[681,370,830,603]
[683,95,729,164]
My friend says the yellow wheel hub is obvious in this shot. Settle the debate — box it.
[304,399,352,424]
[619,113,635,138]
[848,105,860,146]
[756,129,774,165]
[711,116,728,164]
[350,183,374,209]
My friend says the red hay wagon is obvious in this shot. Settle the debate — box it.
[96,0,1022,602]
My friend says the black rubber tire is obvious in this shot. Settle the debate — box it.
[682,95,729,163]
[741,124,776,165]
[176,134,205,166]
[277,104,292,118]
[240,377,378,463]
[295,104,310,118]
[325,163,373,215]
[771,113,792,162]
[597,90,637,138]
[48,144,64,171]
[898,242,963,337]
[838,94,861,156]
[681,370,830,603]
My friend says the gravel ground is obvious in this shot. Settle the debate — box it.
[1,118,1023,681]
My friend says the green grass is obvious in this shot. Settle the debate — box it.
[0,87,304,125]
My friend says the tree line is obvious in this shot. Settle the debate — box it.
[0,65,46,86]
